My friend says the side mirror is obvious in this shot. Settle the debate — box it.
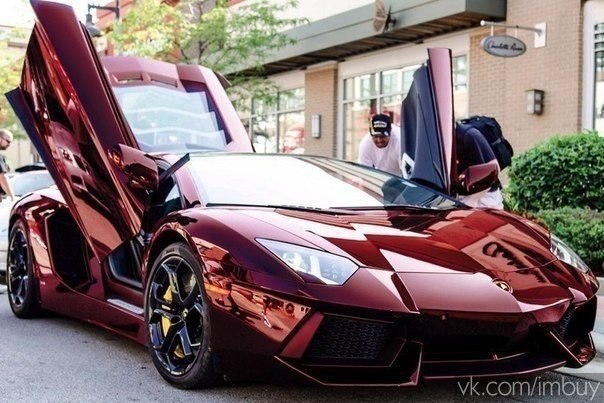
[109,144,159,191]
[458,160,499,194]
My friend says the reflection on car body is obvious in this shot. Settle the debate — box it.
[2,0,599,390]
[0,170,54,281]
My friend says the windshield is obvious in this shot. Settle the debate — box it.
[189,154,458,210]
[113,85,227,153]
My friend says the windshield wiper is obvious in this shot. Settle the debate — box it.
[205,203,349,213]
[383,203,454,211]
[332,204,451,211]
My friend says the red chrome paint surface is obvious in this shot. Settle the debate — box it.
[11,178,599,385]
[16,1,252,261]
[21,1,146,260]
[5,1,598,388]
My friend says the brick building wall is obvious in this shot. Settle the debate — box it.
[469,27,506,125]
[304,62,338,156]
[470,0,584,153]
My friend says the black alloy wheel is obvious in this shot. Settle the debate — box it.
[7,219,41,318]
[145,242,218,389]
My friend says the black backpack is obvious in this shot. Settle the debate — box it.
[458,116,514,170]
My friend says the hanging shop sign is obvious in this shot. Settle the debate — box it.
[481,35,527,57]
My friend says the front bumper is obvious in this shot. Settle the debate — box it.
[276,297,597,386]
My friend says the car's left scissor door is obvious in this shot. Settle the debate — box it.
[6,0,149,262]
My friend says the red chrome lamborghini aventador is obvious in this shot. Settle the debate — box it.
[4,0,599,389]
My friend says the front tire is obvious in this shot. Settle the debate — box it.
[145,242,219,389]
[7,219,41,318]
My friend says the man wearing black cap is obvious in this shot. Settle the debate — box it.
[358,113,401,175]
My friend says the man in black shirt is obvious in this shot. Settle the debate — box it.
[455,124,503,209]
[0,129,15,202]
[0,129,13,293]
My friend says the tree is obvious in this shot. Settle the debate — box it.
[111,0,306,109]
[0,28,28,139]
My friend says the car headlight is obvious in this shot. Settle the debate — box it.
[550,234,591,273]
[257,239,359,285]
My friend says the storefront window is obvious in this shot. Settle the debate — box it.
[381,69,402,94]
[279,88,305,110]
[252,114,277,153]
[247,88,305,154]
[343,99,374,163]
[342,55,468,161]
[344,73,378,100]
[403,68,415,94]
[453,55,469,119]
[234,97,252,146]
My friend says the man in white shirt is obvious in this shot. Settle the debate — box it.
[357,113,401,175]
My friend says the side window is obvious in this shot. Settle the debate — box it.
[162,183,182,217]
[146,168,184,227]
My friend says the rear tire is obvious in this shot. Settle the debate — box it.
[7,219,41,318]
[145,242,219,389]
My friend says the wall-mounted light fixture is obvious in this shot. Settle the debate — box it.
[526,89,545,115]
[311,114,321,138]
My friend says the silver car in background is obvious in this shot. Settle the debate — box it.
[0,170,55,282]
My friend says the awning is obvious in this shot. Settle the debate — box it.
[232,0,506,77]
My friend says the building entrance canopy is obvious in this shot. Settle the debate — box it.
[234,0,506,77]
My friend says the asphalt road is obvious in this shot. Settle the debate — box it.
[1,293,603,402]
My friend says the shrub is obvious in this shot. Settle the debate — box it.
[507,132,604,213]
[530,207,604,272]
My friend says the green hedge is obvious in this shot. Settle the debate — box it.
[506,133,604,273]
[507,132,604,213]
[530,207,604,272]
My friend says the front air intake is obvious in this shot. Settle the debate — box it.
[556,297,597,346]
[304,315,392,361]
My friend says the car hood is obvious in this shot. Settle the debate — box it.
[227,206,598,311]
[238,207,556,275]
